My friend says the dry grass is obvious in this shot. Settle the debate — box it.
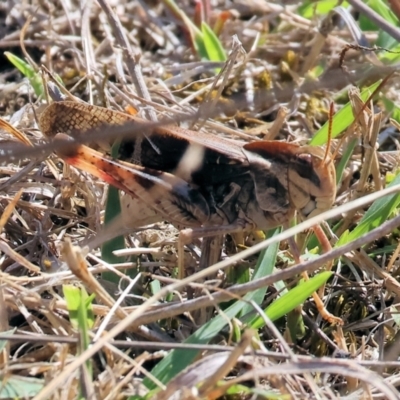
[1,0,400,399]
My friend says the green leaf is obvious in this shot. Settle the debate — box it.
[4,52,43,97]
[231,319,242,342]
[337,172,400,246]
[379,43,400,63]
[193,32,208,60]
[201,22,227,61]
[382,96,400,123]
[248,271,333,329]
[227,262,250,285]
[298,0,349,19]
[376,31,399,49]
[146,300,243,388]
[310,80,382,146]
[101,186,125,264]
[63,285,95,330]
[150,279,161,295]
[63,285,94,386]
[0,375,44,398]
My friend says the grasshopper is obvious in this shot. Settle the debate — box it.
[39,101,337,299]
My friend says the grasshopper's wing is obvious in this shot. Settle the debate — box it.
[39,101,250,185]
[56,139,211,228]
[39,102,212,227]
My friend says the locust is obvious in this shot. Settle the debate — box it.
[38,100,339,321]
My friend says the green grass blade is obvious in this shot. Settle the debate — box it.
[335,137,357,185]
[101,141,126,282]
[145,299,245,388]
[101,186,125,264]
[201,22,227,61]
[382,96,400,123]
[298,0,349,18]
[248,271,333,329]
[63,285,94,385]
[239,227,281,316]
[337,172,400,246]
[146,272,332,389]
[4,51,43,97]
[310,80,382,146]
[63,285,95,330]
[194,33,209,60]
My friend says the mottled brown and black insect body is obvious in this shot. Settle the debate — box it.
[39,101,336,233]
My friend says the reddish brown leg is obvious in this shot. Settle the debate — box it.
[287,225,342,325]
[313,224,334,298]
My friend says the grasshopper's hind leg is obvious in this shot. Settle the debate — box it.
[178,221,253,280]
[287,225,342,325]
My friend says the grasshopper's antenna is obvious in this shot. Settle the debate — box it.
[324,102,334,164]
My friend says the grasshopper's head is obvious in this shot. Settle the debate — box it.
[287,145,336,220]
[243,141,336,226]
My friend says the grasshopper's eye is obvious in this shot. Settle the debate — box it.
[298,153,312,165]
[294,154,316,180]
[292,153,321,188]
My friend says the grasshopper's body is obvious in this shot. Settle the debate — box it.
[39,102,336,235]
